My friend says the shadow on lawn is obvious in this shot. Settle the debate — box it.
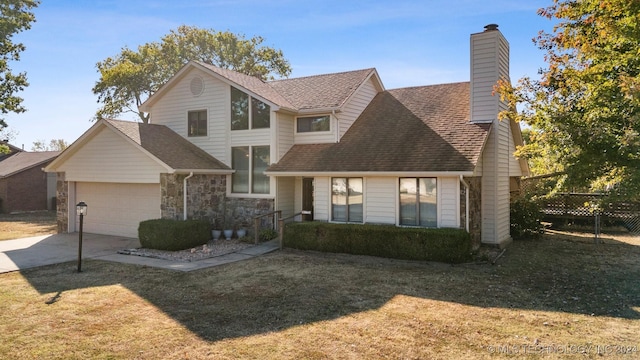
[16,231,640,342]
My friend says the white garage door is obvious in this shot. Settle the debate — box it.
[75,182,161,238]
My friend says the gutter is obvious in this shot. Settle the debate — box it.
[183,172,194,220]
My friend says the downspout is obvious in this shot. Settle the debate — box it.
[460,175,470,232]
[183,172,194,220]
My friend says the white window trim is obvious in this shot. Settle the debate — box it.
[329,177,365,224]
[186,108,209,137]
[295,114,332,134]
[228,145,273,197]
[230,87,271,131]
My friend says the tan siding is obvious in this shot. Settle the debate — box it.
[471,30,509,124]
[294,114,337,144]
[277,112,295,161]
[339,79,379,139]
[496,119,511,242]
[230,128,271,147]
[59,127,164,183]
[365,177,396,224]
[481,128,497,242]
[508,122,522,177]
[149,67,229,162]
[314,176,330,221]
[276,177,295,218]
[439,177,459,228]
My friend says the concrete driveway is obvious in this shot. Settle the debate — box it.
[0,233,140,273]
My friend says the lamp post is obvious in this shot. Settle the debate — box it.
[76,201,87,272]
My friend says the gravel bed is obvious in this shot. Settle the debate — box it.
[117,238,255,262]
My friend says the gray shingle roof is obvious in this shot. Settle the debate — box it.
[0,151,59,177]
[267,82,490,173]
[105,119,231,172]
[195,62,296,110]
[269,68,376,111]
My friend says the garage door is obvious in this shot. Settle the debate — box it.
[75,182,160,238]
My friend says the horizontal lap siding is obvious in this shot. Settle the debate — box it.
[365,177,395,224]
[276,177,295,219]
[340,79,379,139]
[277,113,294,161]
[150,68,228,163]
[439,177,459,228]
[314,177,330,221]
[60,127,165,183]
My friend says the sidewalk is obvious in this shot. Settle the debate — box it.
[0,233,280,273]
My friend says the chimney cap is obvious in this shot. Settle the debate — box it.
[484,24,499,31]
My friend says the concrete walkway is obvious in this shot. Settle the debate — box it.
[0,233,279,274]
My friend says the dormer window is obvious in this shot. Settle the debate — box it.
[231,87,270,130]
[297,115,330,133]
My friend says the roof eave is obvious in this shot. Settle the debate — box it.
[264,170,475,177]
[170,169,234,175]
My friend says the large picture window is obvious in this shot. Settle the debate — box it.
[332,178,363,223]
[297,115,330,133]
[399,178,437,227]
[187,110,207,137]
[231,87,270,130]
[232,145,270,194]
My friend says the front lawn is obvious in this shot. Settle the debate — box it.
[0,211,56,240]
[0,230,638,359]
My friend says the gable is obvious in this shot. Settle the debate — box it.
[53,126,167,183]
[268,82,490,174]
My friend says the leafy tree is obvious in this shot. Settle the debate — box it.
[93,25,292,123]
[31,138,68,152]
[499,0,640,198]
[0,0,39,152]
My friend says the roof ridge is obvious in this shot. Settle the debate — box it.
[268,68,375,84]
[386,81,470,92]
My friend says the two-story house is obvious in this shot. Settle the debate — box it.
[46,25,528,248]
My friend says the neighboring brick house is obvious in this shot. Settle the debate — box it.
[0,151,59,213]
[0,141,23,161]
[46,25,528,247]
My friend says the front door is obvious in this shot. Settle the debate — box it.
[302,178,314,221]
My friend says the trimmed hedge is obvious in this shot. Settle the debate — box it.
[283,222,473,264]
[138,219,211,251]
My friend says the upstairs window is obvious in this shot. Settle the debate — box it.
[188,110,207,137]
[231,87,270,130]
[297,115,330,133]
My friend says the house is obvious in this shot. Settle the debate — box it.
[46,24,528,247]
[0,151,59,213]
[0,141,24,161]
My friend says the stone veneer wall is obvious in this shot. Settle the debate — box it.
[464,176,482,249]
[160,173,274,236]
[56,172,68,233]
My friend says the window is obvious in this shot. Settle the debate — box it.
[188,110,207,137]
[232,145,270,194]
[232,147,249,193]
[297,115,330,132]
[231,87,270,130]
[332,178,363,222]
[399,178,437,227]
[252,146,270,193]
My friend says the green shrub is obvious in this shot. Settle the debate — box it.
[283,222,472,264]
[510,195,543,240]
[138,219,211,251]
[259,228,278,242]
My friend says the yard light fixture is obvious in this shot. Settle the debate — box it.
[76,201,87,272]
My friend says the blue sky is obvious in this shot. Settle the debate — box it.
[5,0,555,150]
